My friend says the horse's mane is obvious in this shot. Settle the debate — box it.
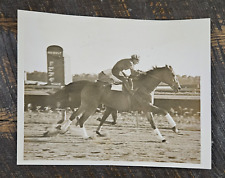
[136,65,175,81]
[146,66,160,74]
[137,66,163,80]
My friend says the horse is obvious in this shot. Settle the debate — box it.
[46,65,181,142]
[46,80,117,123]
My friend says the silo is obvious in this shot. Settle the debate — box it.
[47,45,65,86]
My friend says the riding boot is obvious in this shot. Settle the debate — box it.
[124,82,135,95]
[128,78,134,90]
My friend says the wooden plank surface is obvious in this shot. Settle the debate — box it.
[0,0,224,177]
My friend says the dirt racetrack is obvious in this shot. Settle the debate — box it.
[23,111,200,164]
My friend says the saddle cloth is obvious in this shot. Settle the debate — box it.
[111,84,123,91]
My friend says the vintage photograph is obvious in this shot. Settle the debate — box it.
[18,10,211,168]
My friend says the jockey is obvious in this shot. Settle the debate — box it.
[112,54,140,94]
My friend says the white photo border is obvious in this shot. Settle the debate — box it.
[17,10,211,169]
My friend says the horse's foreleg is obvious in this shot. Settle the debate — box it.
[165,113,178,133]
[78,108,96,139]
[147,104,178,133]
[96,107,112,136]
[77,113,89,139]
[146,112,156,129]
[146,112,166,142]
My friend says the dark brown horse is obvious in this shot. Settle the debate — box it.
[46,65,181,142]
[47,80,117,124]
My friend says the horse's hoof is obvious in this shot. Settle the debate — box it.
[57,119,64,124]
[97,118,101,122]
[59,129,69,134]
[56,125,69,134]
[162,139,166,143]
[56,125,61,130]
[112,122,116,125]
[172,126,179,133]
[96,131,106,137]
[96,131,104,137]
[43,131,49,137]
[84,136,93,140]
[43,129,59,137]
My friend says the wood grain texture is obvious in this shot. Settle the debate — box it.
[0,0,224,177]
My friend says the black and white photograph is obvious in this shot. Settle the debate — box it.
[17,10,211,168]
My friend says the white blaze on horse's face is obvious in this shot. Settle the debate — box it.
[172,75,181,93]
[164,66,181,93]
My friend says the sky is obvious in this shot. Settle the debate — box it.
[19,10,210,77]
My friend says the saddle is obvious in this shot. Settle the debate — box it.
[112,83,138,96]
[97,79,136,95]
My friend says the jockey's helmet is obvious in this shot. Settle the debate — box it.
[131,54,140,64]
[131,54,140,60]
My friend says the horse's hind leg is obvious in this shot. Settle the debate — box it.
[111,109,118,125]
[97,108,117,125]
[57,109,67,124]
[145,112,166,142]
[58,107,84,134]
[77,108,97,139]
[96,107,112,136]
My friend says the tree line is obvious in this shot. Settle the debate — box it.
[26,71,200,88]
